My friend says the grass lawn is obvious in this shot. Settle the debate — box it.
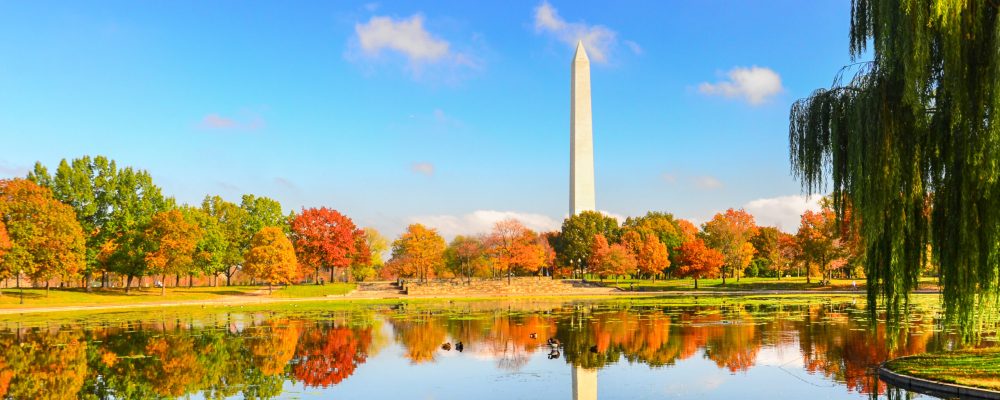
[268,283,355,298]
[885,348,1000,391]
[0,283,356,309]
[604,276,939,292]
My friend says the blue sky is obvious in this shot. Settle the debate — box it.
[0,1,851,238]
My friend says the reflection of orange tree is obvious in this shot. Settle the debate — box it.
[0,329,88,400]
[249,319,302,376]
[390,313,448,364]
[144,334,205,397]
[796,304,936,395]
[704,309,760,373]
[291,322,373,388]
[481,314,556,371]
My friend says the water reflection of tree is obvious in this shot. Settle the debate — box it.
[0,328,88,400]
[291,322,373,387]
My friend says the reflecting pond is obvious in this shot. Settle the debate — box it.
[0,296,989,399]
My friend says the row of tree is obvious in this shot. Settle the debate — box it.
[0,156,391,295]
[0,155,868,293]
[380,202,866,287]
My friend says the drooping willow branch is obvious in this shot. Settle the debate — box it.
[789,0,1000,337]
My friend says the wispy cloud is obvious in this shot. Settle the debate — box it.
[410,162,435,176]
[693,176,723,190]
[199,113,264,131]
[0,161,28,178]
[411,210,560,239]
[698,66,784,105]
[349,14,481,79]
[743,194,822,232]
[623,40,643,55]
[533,1,628,63]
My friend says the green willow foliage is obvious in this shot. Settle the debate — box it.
[789,0,1000,334]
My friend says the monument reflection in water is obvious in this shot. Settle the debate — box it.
[0,299,973,399]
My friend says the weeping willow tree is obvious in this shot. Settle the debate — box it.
[789,0,1000,334]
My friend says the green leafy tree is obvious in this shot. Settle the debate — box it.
[202,195,248,286]
[99,167,170,292]
[788,0,1000,331]
[557,211,620,276]
[28,156,118,290]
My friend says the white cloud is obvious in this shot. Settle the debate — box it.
[698,66,784,105]
[350,14,481,80]
[355,14,450,62]
[693,176,723,190]
[743,194,822,232]
[410,162,435,176]
[411,210,561,239]
[533,1,624,63]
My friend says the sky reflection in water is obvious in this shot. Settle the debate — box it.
[0,297,977,399]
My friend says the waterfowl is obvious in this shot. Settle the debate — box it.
[441,342,452,351]
[455,342,464,352]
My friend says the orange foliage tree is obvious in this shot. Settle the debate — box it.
[622,230,670,279]
[675,238,724,289]
[243,226,300,293]
[701,208,759,283]
[488,219,547,283]
[290,207,368,283]
[144,209,203,295]
[385,224,446,282]
[0,178,85,294]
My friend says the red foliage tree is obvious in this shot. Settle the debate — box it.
[675,239,724,289]
[290,207,367,283]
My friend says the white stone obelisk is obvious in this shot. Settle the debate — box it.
[570,41,596,216]
[572,365,597,400]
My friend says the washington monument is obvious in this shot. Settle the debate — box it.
[570,41,596,216]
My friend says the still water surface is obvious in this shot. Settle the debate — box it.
[0,296,983,399]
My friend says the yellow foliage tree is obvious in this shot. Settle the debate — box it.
[243,226,299,293]
[144,209,202,296]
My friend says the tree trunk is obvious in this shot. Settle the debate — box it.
[722,267,727,285]
[46,281,50,297]
[226,270,232,286]
[805,261,811,284]
[268,283,273,294]
[15,274,20,289]
[694,278,699,289]
[84,273,92,292]
[125,275,133,293]
[161,274,166,296]
[188,274,194,288]
[175,274,180,288]
[330,267,335,284]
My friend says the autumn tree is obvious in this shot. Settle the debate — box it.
[557,211,619,276]
[622,212,683,267]
[0,179,85,294]
[386,224,446,283]
[675,238,724,289]
[144,209,202,296]
[621,229,670,279]
[445,235,487,283]
[488,219,547,283]
[796,209,843,284]
[243,227,300,293]
[774,232,800,279]
[701,209,758,284]
[290,207,367,283]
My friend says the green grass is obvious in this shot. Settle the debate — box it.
[0,283,355,309]
[268,283,355,298]
[604,276,940,292]
[885,348,1000,391]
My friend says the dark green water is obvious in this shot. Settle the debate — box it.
[0,296,982,399]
